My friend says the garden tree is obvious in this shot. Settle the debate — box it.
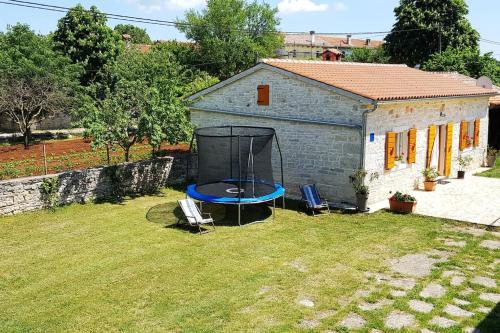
[423,48,500,85]
[176,0,283,79]
[53,4,123,86]
[0,24,79,148]
[385,0,479,66]
[79,49,217,160]
[344,47,390,64]
[113,24,152,44]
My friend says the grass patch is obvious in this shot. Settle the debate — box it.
[477,157,500,178]
[0,189,498,332]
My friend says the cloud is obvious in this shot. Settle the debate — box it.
[166,0,205,10]
[277,0,329,14]
[332,2,348,12]
[121,0,205,12]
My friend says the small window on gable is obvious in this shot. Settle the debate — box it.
[257,85,269,106]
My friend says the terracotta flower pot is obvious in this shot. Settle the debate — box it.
[389,197,416,214]
[423,180,437,192]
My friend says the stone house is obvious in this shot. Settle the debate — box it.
[189,59,497,204]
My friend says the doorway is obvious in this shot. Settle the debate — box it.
[430,125,447,176]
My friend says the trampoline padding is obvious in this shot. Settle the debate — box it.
[187,182,285,204]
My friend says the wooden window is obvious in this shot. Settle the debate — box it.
[460,120,475,150]
[257,85,269,106]
[385,132,396,170]
[426,125,437,168]
[444,123,453,176]
[473,119,480,147]
[407,128,417,164]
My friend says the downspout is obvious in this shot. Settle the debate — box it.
[359,102,379,170]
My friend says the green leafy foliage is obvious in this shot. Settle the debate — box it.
[391,191,416,202]
[423,48,500,85]
[349,169,379,195]
[53,4,123,86]
[421,167,438,181]
[176,0,283,79]
[78,48,217,160]
[344,47,390,64]
[114,24,152,44]
[40,177,59,210]
[385,0,479,66]
[0,24,80,147]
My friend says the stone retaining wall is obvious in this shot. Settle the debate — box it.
[0,153,195,216]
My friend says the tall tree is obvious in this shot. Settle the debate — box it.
[385,0,479,66]
[423,48,500,85]
[0,24,79,148]
[53,4,123,86]
[114,24,152,44]
[177,0,283,79]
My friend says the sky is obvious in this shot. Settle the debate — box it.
[0,0,498,59]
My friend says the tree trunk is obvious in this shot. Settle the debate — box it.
[124,146,130,162]
[23,128,31,149]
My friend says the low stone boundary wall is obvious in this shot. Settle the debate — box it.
[0,153,195,216]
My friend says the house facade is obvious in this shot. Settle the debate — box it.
[189,60,495,204]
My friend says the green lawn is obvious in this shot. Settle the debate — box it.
[477,157,500,178]
[0,189,499,332]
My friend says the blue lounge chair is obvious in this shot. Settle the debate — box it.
[299,184,331,216]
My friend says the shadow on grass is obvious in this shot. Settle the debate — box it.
[475,301,500,333]
[146,201,274,232]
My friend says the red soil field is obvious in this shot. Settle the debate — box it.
[0,138,189,180]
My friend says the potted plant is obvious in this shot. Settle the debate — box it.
[456,155,473,179]
[389,191,417,214]
[421,167,438,191]
[349,169,379,213]
[485,146,498,167]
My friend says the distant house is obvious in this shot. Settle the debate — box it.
[189,59,497,204]
[279,32,383,60]
[321,49,343,62]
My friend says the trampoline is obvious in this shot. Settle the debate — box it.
[187,126,285,225]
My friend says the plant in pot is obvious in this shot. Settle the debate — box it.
[456,155,473,179]
[388,191,417,214]
[349,169,379,213]
[485,146,498,167]
[421,167,438,191]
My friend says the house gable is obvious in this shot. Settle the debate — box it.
[191,66,370,127]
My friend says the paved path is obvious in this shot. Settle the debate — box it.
[371,169,500,227]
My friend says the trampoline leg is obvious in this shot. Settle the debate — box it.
[199,201,203,213]
[273,199,276,221]
[238,204,241,226]
[282,196,286,209]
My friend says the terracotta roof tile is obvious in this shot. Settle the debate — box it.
[262,59,497,101]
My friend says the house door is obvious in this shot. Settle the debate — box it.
[428,124,450,176]
[437,125,447,175]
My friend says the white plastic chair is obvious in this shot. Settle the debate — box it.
[177,199,216,234]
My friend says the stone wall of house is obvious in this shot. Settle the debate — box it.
[0,153,195,216]
[191,110,361,202]
[365,96,490,203]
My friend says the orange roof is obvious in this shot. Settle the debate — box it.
[284,33,383,49]
[261,59,497,101]
[134,44,153,53]
[432,72,500,109]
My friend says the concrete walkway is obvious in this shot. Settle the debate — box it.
[371,169,500,227]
